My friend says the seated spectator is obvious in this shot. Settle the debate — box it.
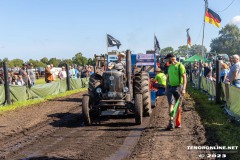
[8,76,12,85]
[12,75,18,85]
[19,63,29,86]
[17,75,25,86]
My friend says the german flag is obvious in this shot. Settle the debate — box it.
[205,8,221,28]
[187,32,191,46]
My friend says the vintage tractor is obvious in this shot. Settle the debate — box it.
[82,50,151,125]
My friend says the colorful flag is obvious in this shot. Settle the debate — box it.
[107,34,121,49]
[186,28,191,46]
[154,35,160,54]
[205,8,221,28]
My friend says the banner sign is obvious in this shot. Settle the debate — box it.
[136,54,154,60]
[136,62,155,66]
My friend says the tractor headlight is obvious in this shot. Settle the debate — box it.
[96,88,102,93]
[109,76,114,81]
[123,87,129,92]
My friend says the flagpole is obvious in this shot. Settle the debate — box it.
[201,0,208,58]
[106,33,108,55]
[186,28,189,58]
[154,32,156,54]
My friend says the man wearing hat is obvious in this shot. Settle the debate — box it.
[108,52,126,71]
[152,68,167,96]
[165,53,187,130]
[153,68,166,88]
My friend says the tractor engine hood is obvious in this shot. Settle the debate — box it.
[102,70,125,99]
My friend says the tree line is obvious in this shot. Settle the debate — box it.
[161,24,240,57]
[0,52,95,68]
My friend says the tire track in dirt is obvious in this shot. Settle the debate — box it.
[0,91,150,160]
[0,92,86,159]
[0,92,210,160]
[127,96,211,160]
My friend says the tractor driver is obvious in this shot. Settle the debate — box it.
[108,52,126,72]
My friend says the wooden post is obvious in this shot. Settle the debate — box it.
[65,64,71,91]
[198,60,201,90]
[215,60,221,104]
[190,63,192,82]
[3,62,10,105]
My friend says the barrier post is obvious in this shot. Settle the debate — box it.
[65,64,71,91]
[198,60,201,90]
[3,62,11,105]
[189,63,192,82]
[215,60,221,104]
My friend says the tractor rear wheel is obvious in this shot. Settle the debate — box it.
[134,72,151,117]
[135,94,143,125]
[82,95,91,126]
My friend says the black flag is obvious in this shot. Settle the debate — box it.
[107,34,121,49]
[154,35,160,54]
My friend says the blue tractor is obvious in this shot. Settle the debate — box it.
[131,53,158,107]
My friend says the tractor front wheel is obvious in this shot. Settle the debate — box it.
[135,94,143,125]
[82,95,91,126]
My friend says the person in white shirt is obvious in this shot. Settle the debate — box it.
[59,66,67,80]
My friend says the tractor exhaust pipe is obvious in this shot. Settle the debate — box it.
[126,50,132,99]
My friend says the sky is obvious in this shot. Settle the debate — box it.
[0,0,240,61]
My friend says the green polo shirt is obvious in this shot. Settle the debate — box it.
[167,62,186,86]
[154,73,167,86]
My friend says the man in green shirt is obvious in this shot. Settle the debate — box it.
[154,68,166,87]
[165,53,187,130]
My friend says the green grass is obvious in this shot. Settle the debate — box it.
[0,88,87,114]
[188,84,240,160]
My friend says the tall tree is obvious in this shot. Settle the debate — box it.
[2,58,9,63]
[175,45,188,56]
[58,59,74,67]
[48,58,61,67]
[161,47,174,55]
[72,52,87,66]
[189,44,207,56]
[8,59,24,68]
[40,57,49,64]
[0,59,3,67]
[28,59,46,68]
[87,58,95,66]
[210,24,240,56]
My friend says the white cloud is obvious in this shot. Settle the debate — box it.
[230,16,240,25]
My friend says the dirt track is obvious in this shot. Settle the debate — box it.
[0,91,209,160]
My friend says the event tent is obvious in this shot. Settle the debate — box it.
[183,54,210,63]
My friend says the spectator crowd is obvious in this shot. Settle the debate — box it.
[186,54,240,88]
[0,63,94,86]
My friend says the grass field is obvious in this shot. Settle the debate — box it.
[0,88,87,114]
[188,85,240,160]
